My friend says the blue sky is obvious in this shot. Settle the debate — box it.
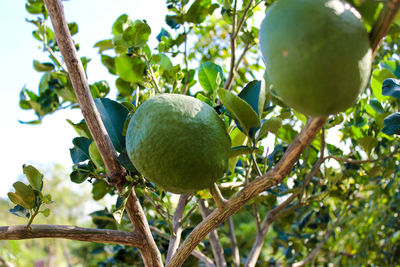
[0,0,167,197]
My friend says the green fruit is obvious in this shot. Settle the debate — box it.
[126,94,231,194]
[259,0,372,116]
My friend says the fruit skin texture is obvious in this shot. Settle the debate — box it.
[259,0,372,117]
[126,94,231,194]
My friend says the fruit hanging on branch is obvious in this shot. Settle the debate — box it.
[126,94,231,194]
[259,0,373,117]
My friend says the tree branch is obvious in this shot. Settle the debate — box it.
[210,183,227,209]
[228,217,240,267]
[166,194,190,263]
[245,131,326,267]
[0,225,143,247]
[167,117,327,267]
[149,226,216,267]
[42,1,162,266]
[369,0,400,56]
[198,200,227,267]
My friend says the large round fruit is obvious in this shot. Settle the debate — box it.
[259,0,372,116]
[126,94,231,194]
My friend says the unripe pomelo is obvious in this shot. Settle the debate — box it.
[259,0,372,116]
[126,94,231,194]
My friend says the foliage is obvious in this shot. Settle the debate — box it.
[5,0,400,265]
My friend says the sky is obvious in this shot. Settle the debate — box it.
[0,0,168,198]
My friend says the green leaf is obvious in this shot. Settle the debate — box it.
[9,182,36,209]
[198,62,223,94]
[94,98,129,152]
[89,142,104,169]
[371,68,395,102]
[122,20,151,48]
[229,146,252,158]
[357,136,378,155]
[368,99,384,114]
[257,117,282,141]
[113,196,128,224]
[41,208,50,217]
[33,60,54,72]
[382,78,400,99]
[382,112,400,135]
[112,14,132,36]
[68,22,78,36]
[115,55,146,83]
[94,39,114,54]
[238,80,266,117]
[116,78,135,96]
[8,205,30,218]
[184,0,219,24]
[92,180,112,201]
[101,55,116,75]
[70,137,91,164]
[118,152,137,173]
[70,169,90,184]
[67,119,92,139]
[23,165,43,191]
[90,80,110,98]
[228,127,248,173]
[217,88,260,135]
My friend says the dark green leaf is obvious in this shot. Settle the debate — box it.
[70,169,90,184]
[369,99,384,114]
[198,62,223,94]
[118,152,137,173]
[156,28,171,41]
[23,165,43,191]
[94,98,129,152]
[238,80,266,117]
[9,205,30,218]
[382,112,400,135]
[122,20,151,48]
[217,88,260,135]
[382,78,400,99]
[70,137,91,164]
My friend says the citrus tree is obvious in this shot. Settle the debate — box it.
[1,0,400,266]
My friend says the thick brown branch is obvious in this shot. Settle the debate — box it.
[199,200,227,267]
[42,1,162,266]
[149,226,216,267]
[0,225,143,247]
[369,0,400,55]
[246,132,326,267]
[167,117,327,267]
[43,0,124,183]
